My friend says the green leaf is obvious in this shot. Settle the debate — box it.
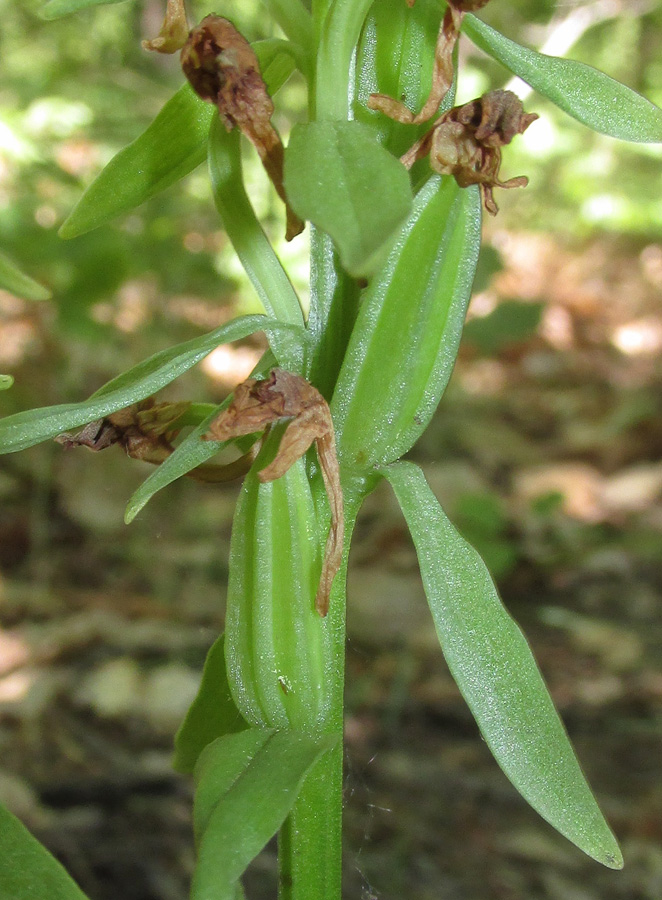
[0,801,90,899]
[332,176,481,469]
[41,0,134,19]
[0,251,51,301]
[285,121,412,277]
[382,461,623,869]
[208,121,304,333]
[59,84,212,239]
[0,375,14,391]
[463,14,662,143]
[173,633,248,775]
[0,315,304,455]
[192,729,336,900]
[59,44,297,239]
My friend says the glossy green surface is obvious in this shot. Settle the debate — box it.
[225,455,330,730]
[285,120,412,277]
[333,176,481,469]
[0,802,90,899]
[464,14,662,143]
[192,728,335,900]
[384,461,624,870]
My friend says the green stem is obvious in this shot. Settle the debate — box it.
[207,119,305,361]
[261,0,313,51]
[278,489,365,900]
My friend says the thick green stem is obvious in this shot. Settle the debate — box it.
[278,490,364,900]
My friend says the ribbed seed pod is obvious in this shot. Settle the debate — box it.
[224,457,330,732]
[332,175,481,471]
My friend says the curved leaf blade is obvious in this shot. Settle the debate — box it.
[208,121,304,332]
[383,461,623,869]
[173,633,248,775]
[192,729,336,900]
[0,801,90,899]
[0,251,51,301]
[285,120,412,277]
[0,316,304,455]
[333,176,481,469]
[59,44,297,239]
[463,14,662,143]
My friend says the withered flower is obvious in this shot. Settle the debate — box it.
[401,90,538,214]
[181,16,303,241]
[142,0,189,54]
[56,400,190,465]
[204,369,344,616]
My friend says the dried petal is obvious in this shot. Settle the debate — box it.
[205,369,344,615]
[402,90,538,214]
[142,0,189,55]
[181,16,303,240]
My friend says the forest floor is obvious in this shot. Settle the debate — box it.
[1,229,661,900]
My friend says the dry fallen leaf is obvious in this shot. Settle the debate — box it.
[181,15,303,241]
[205,369,344,616]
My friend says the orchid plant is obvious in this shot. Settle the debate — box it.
[2,1,662,898]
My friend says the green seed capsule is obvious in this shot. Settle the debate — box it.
[332,175,481,471]
[354,0,452,157]
[224,457,330,732]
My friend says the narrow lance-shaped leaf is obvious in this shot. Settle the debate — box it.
[284,120,413,278]
[40,0,135,19]
[382,461,623,870]
[192,729,336,900]
[59,41,298,239]
[0,801,91,900]
[463,14,662,143]
[332,176,481,470]
[208,119,304,332]
[0,251,51,301]
[0,316,305,455]
[173,633,247,775]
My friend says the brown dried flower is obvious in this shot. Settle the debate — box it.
[181,16,303,241]
[205,369,344,616]
[401,90,538,214]
[55,400,190,465]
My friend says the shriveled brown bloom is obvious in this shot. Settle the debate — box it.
[56,399,256,484]
[55,400,190,465]
[181,16,303,241]
[142,0,189,54]
[401,90,538,214]
[205,369,344,616]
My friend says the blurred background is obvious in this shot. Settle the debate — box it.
[1,1,661,898]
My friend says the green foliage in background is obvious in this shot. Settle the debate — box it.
[2,0,661,897]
